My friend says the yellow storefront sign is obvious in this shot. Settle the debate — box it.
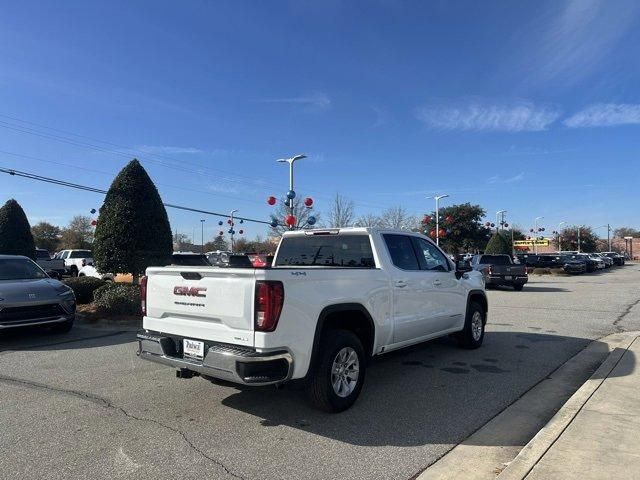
[513,239,550,247]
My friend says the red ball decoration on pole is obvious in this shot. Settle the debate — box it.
[445,215,453,224]
[304,197,313,207]
[227,219,232,224]
[285,215,296,226]
[267,196,276,206]
[91,220,97,226]
[438,228,446,238]
[422,215,432,224]
[429,229,437,238]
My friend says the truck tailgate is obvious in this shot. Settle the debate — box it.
[143,267,257,347]
[490,265,527,276]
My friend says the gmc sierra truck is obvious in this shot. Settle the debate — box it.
[137,228,488,412]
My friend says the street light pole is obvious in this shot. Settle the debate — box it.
[534,216,544,255]
[277,154,307,229]
[496,210,507,233]
[200,219,205,253]
[428,194,449,246]
[578,227,581,253]
[229,209,239,253]
[557,221,566,253]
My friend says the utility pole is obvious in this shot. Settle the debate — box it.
[534,216,544,255]
[608,223,611,251]
[200,219,205,253]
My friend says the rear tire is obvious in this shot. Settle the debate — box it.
[306,330,366,413]
[70,266,78,277]
[455,302,485,349]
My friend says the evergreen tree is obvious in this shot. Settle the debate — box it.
[484,232,511,255]
[0,199,36,259]
[93,160,172,282]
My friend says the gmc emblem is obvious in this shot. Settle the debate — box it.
[173,286,207,297]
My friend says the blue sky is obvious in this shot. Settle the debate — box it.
[1,0,639,242]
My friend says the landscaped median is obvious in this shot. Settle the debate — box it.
[64,276,142,324]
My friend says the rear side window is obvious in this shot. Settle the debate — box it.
[275,234,375,268]
[479,255,511,265]
[382,234,420,270]
[70,250,92,258]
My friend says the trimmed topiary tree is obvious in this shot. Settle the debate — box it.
[0,199,36,259]
[484,232,511,255]
[93,159,172,283]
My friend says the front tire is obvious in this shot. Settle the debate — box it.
[306,330,366,413]
[455,302,485,349]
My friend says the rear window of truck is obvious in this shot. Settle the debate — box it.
[274,234,376,268]
[479,255,512,265]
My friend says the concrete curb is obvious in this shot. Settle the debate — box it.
[496,331,640,480]
[416,331,638,480]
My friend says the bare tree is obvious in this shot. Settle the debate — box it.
[379,206,418,230]
[60,215,94,249]
[354,213,382,227]
[327,193,355,228]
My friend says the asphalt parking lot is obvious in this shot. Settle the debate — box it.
[2,266,640,480]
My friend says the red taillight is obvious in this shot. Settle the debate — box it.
[254,281,284,332]
[140,276,148,316]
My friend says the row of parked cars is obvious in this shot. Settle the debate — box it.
[516,251,626,274]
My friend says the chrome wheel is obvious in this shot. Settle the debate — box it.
[471,311,483,341]
[331,347,360,398]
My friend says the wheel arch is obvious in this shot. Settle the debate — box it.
[467,289,488,323]
[308,303,376,375]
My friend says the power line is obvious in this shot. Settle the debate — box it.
[0,166,278,226]
[0,112,391,210]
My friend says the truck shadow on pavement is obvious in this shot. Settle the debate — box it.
[0,325,134,353]
[219,332,633,447]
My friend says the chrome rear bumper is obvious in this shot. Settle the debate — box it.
[136,330,293,386]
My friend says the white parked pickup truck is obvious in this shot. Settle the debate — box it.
[137,228,487,412]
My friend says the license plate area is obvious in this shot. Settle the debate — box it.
[505,276,513,280]
[183,339,205,361]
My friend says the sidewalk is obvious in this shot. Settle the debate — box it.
[499,333,640,479]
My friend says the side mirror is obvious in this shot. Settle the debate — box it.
[46,270,60,280]
[457,260,472,271]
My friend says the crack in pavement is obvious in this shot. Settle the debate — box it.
[613,297,640,332]
[0,375,246,480]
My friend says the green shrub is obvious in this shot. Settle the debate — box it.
[93,283,141,316]
[0,199,36,259]
[63,277,106,304]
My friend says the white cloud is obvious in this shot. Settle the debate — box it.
[488,172,525,184]
[136,145,203,155]
[514,0,640,85]
[564,103,640,128]
[260,92,331,110]
[416,100,561,132]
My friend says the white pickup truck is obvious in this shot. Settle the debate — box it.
[137,228,487,412]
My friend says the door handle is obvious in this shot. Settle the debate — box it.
[432,279,442,287]
[395,280,408,288]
